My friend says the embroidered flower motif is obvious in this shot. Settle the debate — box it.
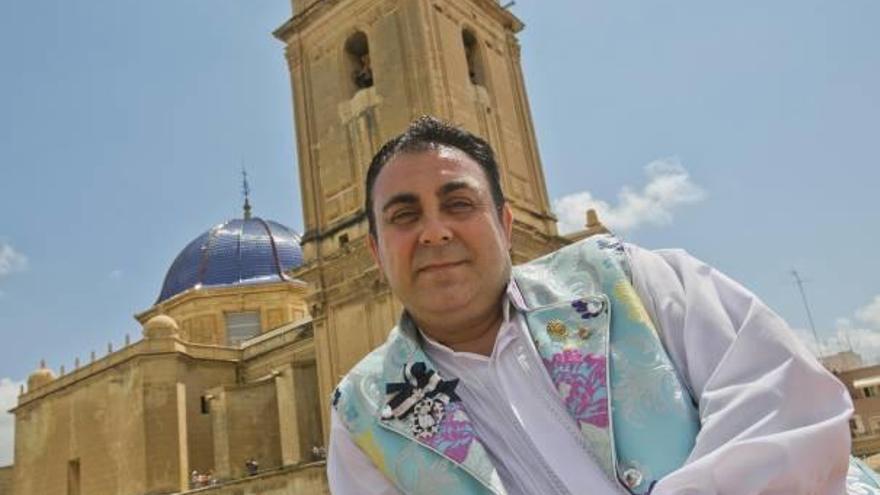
[612,280,656,333]
[397,441,463,495]
[611,333,689,426]
[572,298,606,319]
[422,402,476,464]
[543,349,609,428]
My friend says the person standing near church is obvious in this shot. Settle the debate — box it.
[327,116,871,494]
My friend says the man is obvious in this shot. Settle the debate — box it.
[328,116,874,494]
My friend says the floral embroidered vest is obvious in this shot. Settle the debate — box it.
[332,234,880,494]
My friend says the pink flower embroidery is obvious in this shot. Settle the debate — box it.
[422,401,475,463]
[543,349,609,428]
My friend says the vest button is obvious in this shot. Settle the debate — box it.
[622,468,643,489]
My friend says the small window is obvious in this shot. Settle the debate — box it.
[200,396,210,414]
[462,29,484,85]
[865,386,877,398]
[338,233,349,247]
[851,415,866,436]
[345,31,373,94]
[870,416,880,434]
[225,311,261,346]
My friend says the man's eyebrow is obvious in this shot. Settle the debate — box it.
[381,193,419,214]
[437,180,478,197]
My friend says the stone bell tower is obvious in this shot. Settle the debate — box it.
[274,0,563,436]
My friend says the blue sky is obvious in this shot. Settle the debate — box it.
[0,0,878,465]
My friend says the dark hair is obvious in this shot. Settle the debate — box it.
[365,115,505,236]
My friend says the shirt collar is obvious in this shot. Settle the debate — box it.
[418,280,525,359]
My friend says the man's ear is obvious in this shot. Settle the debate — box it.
[366,233,384,280]
[501,203,514,249]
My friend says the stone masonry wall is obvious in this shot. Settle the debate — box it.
[0,466,13,495]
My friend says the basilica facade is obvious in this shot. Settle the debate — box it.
[1,0,571,493]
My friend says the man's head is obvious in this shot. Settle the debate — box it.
[365,116,513,338]
[365,116,505,235]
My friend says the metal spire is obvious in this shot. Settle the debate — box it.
[791,269,822,356]
[242,168,252,220]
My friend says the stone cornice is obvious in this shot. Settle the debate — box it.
[242,320,314,361]
[453,0,524,33]
[274,0,523,44]
[11,338,242,412]
[300,212,366,245]
[273,0,344,42]
[135,279,308,324]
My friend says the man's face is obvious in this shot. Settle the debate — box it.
[368,146,513,328]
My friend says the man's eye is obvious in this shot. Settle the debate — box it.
[389,210,419,224]
[445,200,476,213]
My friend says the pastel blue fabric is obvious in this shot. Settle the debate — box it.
[514,234,699,493]
[335,318,505,494]
[848,457,880,494]
[333,233,880,494]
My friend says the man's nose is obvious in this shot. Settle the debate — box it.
[418,216,453,246]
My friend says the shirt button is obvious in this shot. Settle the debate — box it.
[622,468,643,489]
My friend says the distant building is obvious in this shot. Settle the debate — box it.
[835,365,880,462]
[822,350,864,373]
[8,215,326,495]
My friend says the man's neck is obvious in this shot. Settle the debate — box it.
[416,306,505,357]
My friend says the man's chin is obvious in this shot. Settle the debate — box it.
[411,291,475,316]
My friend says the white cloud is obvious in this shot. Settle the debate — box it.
[811,327,880,363]
[855,295,880,329]
[109,269,123,280]
[794,297,880,366]
[842,327,880,364]
[0,378,22,466]
[0,242,28,278]
[552,157,707,234]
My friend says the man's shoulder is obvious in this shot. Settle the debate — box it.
[348,333,394,378]
[331,326,400,412]
[623,243,713,284]
[625,243,693,261]
[513,234,635,299]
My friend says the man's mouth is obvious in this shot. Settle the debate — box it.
[417,260,467,273]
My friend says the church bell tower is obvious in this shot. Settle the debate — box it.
[274,0,563,436]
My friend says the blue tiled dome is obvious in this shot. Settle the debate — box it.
[157,217,304,303]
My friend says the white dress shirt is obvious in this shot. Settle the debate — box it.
[328,245,853,494]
